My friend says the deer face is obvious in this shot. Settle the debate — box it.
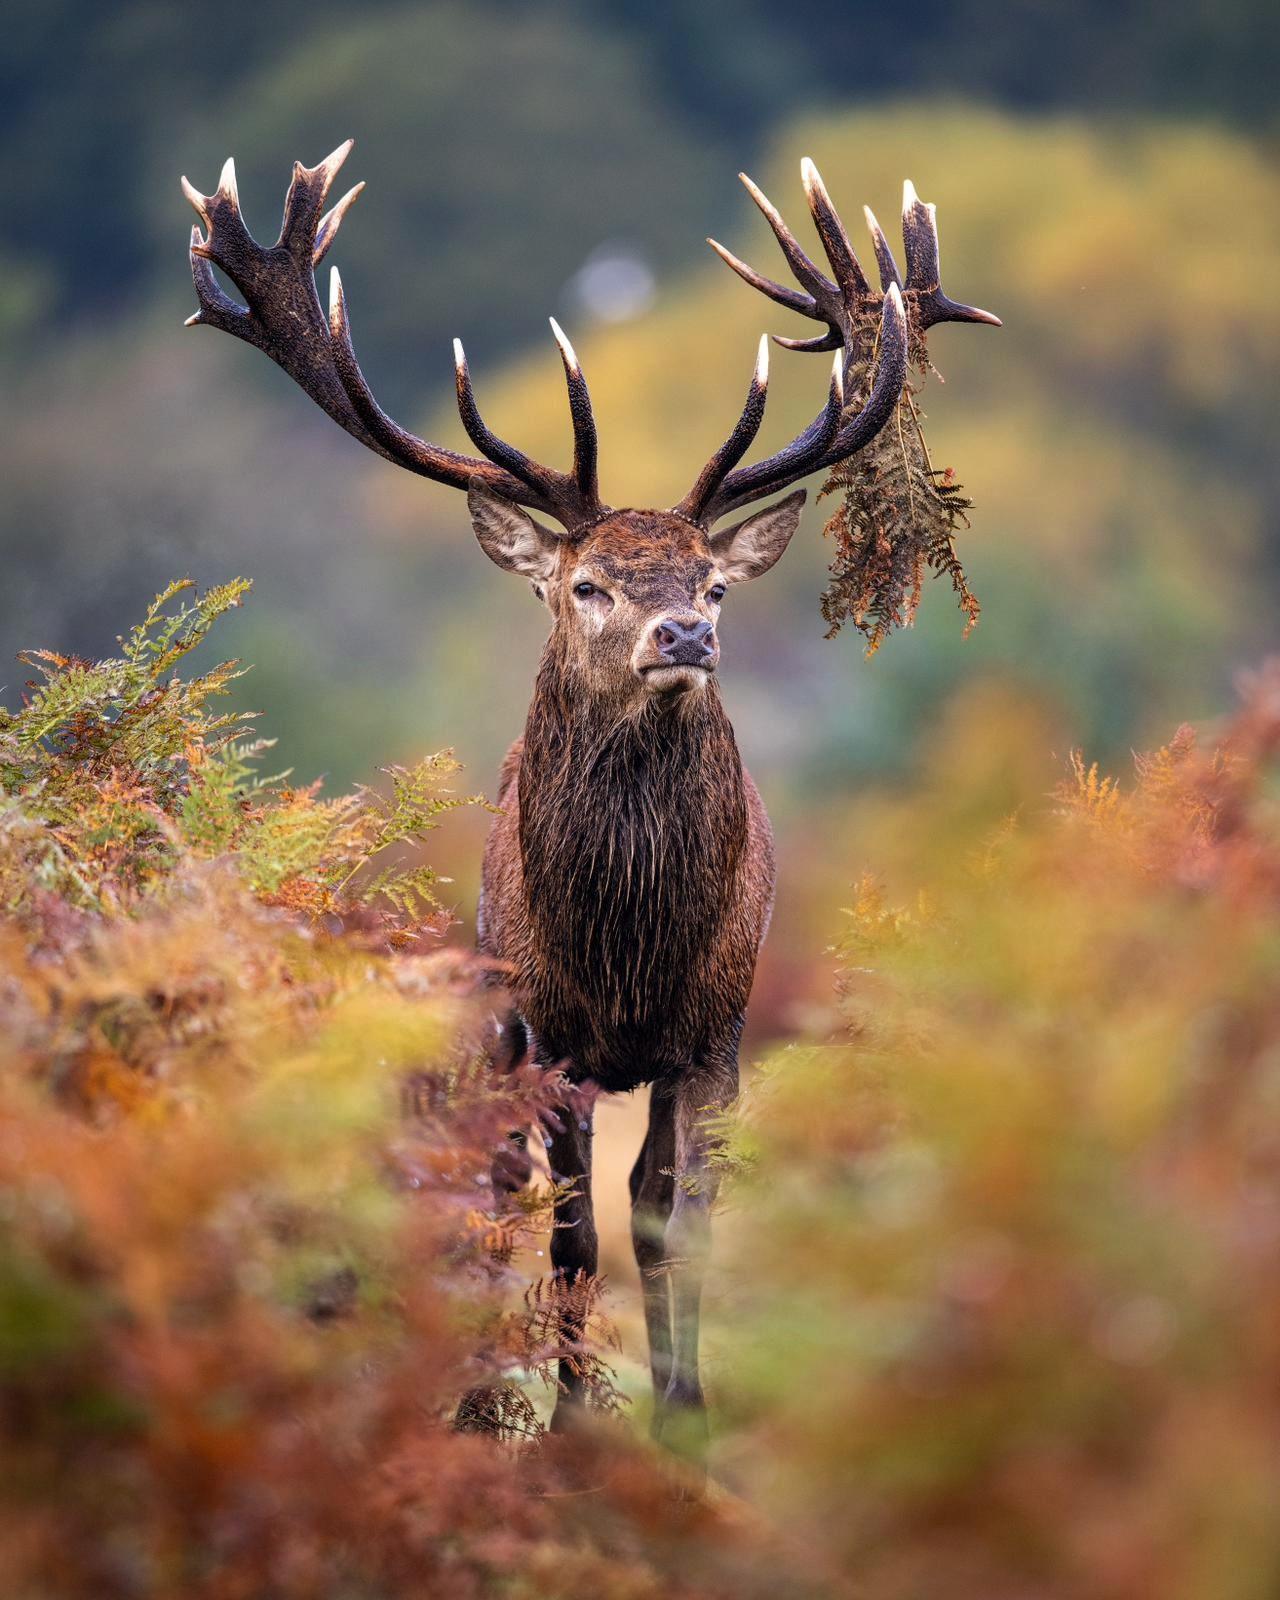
[468,485,806,703]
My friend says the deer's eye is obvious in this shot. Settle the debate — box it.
[573,581,600,599]
[707,584,727,605]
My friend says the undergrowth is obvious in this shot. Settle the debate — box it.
[0,581,805,1600]
[6,578,1279,1598]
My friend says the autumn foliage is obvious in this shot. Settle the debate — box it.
[719,664,1280,1598]
[4,582,1280,1597]
[0,583,799,1599]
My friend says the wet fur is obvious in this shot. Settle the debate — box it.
[477,510,776,1093]
[479,653,773,1092]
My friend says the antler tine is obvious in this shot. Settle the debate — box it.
[800,158,871,310]
[739,171,837,311]
[676,336,770,522]
[697,344,846,524]
[314,180,365,267]
[705,237,816,317]
[901,180,1002,330]
[326,271,541,509]
[453,336,603,527]
[862,205,903,292]
[453,339,566,517]
[549,318,599,509]
[278,140,353,265]
[183,144,607,528]
[820,281,908,463]
[185,224,245,330]
[772,327,844,354]
[700,285,907,524]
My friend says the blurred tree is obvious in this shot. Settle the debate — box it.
[158,2,728,412]
[3,0,1274,353]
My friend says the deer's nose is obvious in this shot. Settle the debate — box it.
[653,615,716,666]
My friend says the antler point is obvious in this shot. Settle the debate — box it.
[183,311,202,328]
[549,317,580,372]
[902,178,920,211]
[319,138,355,176]
[327,266,346,328]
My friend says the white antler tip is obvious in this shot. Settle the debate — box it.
[886,280,904,312]
[183,311,201,328]
[754,333,769,385]
[863,204,881,234]
[548,316,579,372]
[902,178,920,211]
[832,351,844,400]
[452,337,466,369]
[218,157,238,200]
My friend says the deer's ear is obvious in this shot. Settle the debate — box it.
[468,481,561,581]
[709,489,806,583]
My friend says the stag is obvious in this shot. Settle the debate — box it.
[182,142,998,1453]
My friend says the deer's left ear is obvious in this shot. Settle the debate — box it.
[709,489,806,583]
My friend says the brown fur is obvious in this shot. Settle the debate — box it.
[474,506,794,1450]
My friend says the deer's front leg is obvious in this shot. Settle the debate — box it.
[653,1050,738,1459]
[545,1101,598,1432]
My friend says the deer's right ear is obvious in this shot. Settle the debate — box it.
[468,480,561,583]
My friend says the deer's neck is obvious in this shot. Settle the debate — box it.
[518,654,748,856]
[515,654,750,1054]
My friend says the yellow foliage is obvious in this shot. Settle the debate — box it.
[723,660,1280,1599]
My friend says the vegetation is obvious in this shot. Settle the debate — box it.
[818,319,980,653]
[0,585,696,1597]
[716,662,1280,1596]
[5,583,1278,1596]
[6,10,1278,1590]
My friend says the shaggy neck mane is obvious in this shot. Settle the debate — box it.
[516,645,749,1068]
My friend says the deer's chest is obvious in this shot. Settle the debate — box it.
[515,758,749,1086]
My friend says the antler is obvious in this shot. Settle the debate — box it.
[678,161,1000,525]
[182,142,605,530]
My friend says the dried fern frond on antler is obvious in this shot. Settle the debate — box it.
[703,166,996,654]
[819,341,979,655]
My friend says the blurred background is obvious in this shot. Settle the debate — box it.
[5,11,1280,1581]
[3,0,1276,1020]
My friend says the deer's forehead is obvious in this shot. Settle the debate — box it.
[568,514,714,596]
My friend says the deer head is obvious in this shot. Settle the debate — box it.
[181,144,998,705]
[468,487,805,704]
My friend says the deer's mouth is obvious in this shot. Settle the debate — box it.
[638,663,713,694]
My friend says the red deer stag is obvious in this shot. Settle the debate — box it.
[182,142,998,1452]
